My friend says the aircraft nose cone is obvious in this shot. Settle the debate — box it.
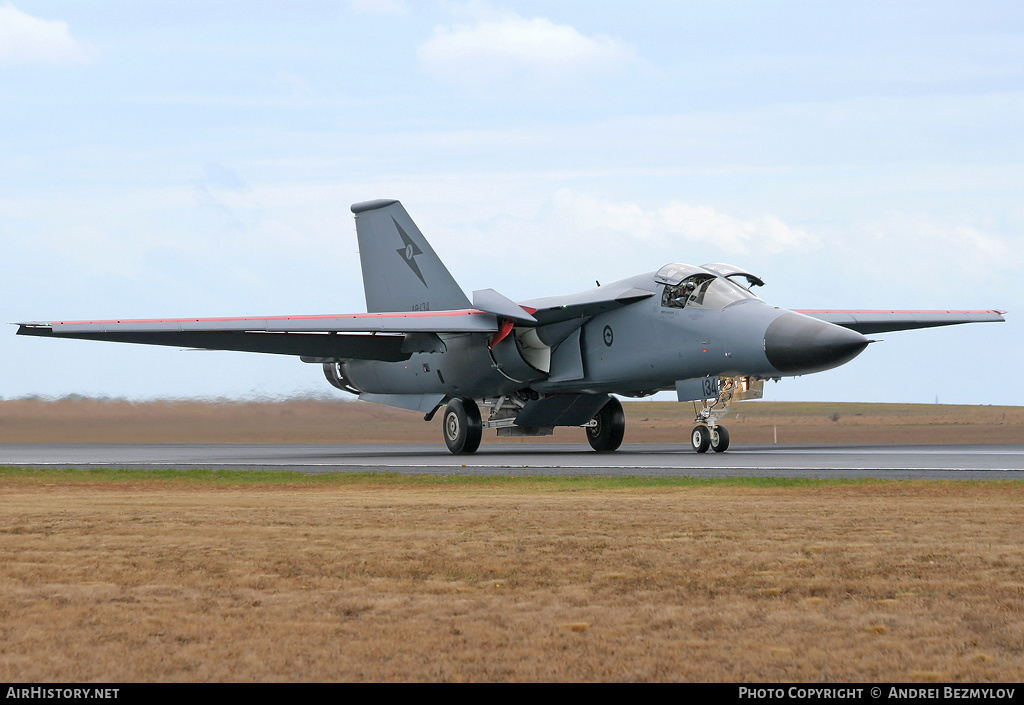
[764,313,870,374]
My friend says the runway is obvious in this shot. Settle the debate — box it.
[3,443,1024,480]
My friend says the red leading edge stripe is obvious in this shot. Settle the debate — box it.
[790,307,999,313]
[48,309,492,326]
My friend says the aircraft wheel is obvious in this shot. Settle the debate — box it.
[587,397,625,452]
[710,425,730,453]
[691,425,711,454]
[443,398,482,454]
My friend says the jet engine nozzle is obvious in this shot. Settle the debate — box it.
[764,313,870,375]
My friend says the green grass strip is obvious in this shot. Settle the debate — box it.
[2,465,1019,490]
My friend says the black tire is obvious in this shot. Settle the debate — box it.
[443,398,482,454]
[587,397,625,452]
[710,425,730,453]
[691,425,711,454]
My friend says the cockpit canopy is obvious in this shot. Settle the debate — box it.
[700,263,765,290]
[655,262,763,311]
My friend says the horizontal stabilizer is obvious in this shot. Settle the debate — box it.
[797,310,1006,335]
[473,289,537,323]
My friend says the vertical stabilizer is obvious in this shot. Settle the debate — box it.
[351,199,472,313]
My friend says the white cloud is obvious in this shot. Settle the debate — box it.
[418,10,638,86]
[0,3,96,65]
[548,190,814,257]
[831,212,1022,294]
[416,188,818,300]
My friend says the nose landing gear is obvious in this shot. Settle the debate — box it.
[689,377,748,453]
[690,423,730,453]
[691,425,711,453]
[709,425,730,452]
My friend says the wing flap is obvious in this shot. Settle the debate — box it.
[797,310,1006,334]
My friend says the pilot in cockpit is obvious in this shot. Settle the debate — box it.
[673,280,697,307]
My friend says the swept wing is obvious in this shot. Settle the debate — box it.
[797,310,1006,335]
[16,278,657,362]
[17,310,499,363]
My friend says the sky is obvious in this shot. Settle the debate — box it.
[1,0,1021,406]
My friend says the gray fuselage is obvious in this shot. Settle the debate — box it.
[343,270,866,400]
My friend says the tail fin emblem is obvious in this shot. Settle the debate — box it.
[393,217,426,286]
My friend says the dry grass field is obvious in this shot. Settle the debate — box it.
[0,474,1022,682]
[2,397,1023,444]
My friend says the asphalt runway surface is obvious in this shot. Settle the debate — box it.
[2,443,1024,480]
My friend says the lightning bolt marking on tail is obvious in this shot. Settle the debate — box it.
[393,217,426,287]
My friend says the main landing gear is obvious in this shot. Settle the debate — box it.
[586,397,625,452]
[440,394,626,454]
[443,397,482,454]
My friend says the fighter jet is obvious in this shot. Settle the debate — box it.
[17,199,1005,454]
